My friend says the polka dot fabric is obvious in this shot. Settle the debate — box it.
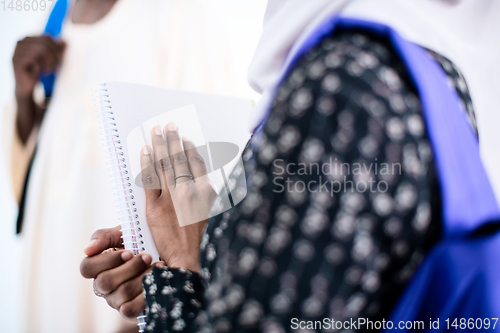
[143,29,477,332]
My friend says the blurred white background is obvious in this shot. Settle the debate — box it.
[0,1,266,332]
[0,8,47,333]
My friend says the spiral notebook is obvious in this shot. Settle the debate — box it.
[91,82,252,331]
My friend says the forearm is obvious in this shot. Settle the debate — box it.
[15,92,44,145]
[143,266,204,332]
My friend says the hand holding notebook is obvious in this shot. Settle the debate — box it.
[81,226,153,320]
[81,122,221,327]
[84,82,252,332]
[139,122,217,273]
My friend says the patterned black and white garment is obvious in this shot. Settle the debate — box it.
[142,28,478,332]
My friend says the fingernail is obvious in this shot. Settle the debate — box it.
[156,261,165,267]
[142,254,152,265]
[84,239,97,251]
[121,251,133,261]
[167,122,177,132]
[154,125,163,136]
[142,146,151,155]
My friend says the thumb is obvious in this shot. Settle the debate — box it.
[56,40,66,61]
[56,40,66,49]
[84,225,123,256]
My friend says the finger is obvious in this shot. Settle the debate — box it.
[55,40,66,61]
[15,44,57,73]
[29,41,59,72]
[36,36,62,63]
[119,293,146,320]
[26,36,65,70]
[104,272,145,310]
[151,125,175,189]
[38,37,65,63]
[140,145,161,199]
[14,57,41,79]
[94,254,152,295]
[80,250,132,279]
[182,137,208,179]
[153,261,166,268]
[165,122,191,183]
[84,226,123,256]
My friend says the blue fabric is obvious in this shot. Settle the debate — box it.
[260,16,500,331]
[41,0,68,97]
[387,233,500,331]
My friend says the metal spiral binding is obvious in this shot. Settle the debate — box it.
[91,83,147,333]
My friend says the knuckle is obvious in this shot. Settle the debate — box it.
[132,256,148,271]
[91,229,104,239]
[109,251,123,265]
[120,303,137,319]
[103,230,113,246]
[120,280,138,300]
[160,158,173,171]
[142,174,158,186]
[173,153,188,165]
[104,296,114,308]
[168,133,180,141]
[104,295,119,310]
[153,134,165,144]
[189,155,205,165]
[96,272,113,293]
[35,49,45,58]
[80,259,93,278]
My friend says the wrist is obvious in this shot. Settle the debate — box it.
[15,89,34,104]
[168,258,200,274]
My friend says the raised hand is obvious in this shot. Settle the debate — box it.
[12,35,65,143]
[13,35,65,99]
[140,122,217,273]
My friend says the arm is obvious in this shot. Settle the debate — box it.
[142,266,204,331]
[80,228,206,330]
[221,32,440,326]
[12,36,65,144]
[138,123,215,331]
[190,30,441,330]
[81,123,214,330]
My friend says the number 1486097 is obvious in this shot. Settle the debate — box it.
[445,318,498,330]
[2,0,54,11]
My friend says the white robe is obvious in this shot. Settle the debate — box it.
[5,0,235,332]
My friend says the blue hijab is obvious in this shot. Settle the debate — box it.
[260,16,500,331]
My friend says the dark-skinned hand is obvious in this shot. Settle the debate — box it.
[13,35,65,99]
[80,226,162,319]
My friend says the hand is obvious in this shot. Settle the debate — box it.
[80,226,158,319]
[140,123,217,273]
[12,36,65,99]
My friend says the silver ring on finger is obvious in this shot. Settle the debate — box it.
[93,279,113,297]
[174,174,195,183]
